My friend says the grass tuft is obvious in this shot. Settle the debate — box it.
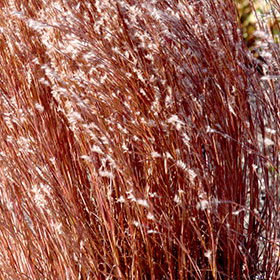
[0,0,279,279]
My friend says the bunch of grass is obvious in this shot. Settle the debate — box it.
[0,0,279,279]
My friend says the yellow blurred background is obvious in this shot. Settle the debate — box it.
[237,0,279,48]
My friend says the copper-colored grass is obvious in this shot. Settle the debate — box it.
[0,0,279,279]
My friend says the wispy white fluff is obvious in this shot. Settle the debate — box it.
[136,199,149,208]
[147,212,155,220]
[174,194,181,204]
[126,189,136,202]
[151,151,161,158]
[232,209,245,216]
[188,169,197,184]
[264,138,274,146]
[196,199,209,211]
[265,128,276,135]
[32,184,47,208]
[205,250,212,260]
[28,19,47,31]
[133,221,140,227]
[176,160,187,170]
[99,170,114,180]
[117,196,125,203]
[80,155,92,162]
[167,115,185,131]
[35,103,44,113]
[147,229,158,234]
[91,145,103,154]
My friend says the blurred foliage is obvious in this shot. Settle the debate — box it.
[237,0,280,48]
[236,0,268,48]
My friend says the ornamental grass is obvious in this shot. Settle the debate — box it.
[0,0,279,279]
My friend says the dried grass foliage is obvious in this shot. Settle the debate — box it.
[0,0,279,279]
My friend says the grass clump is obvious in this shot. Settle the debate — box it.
[0,0,279,279]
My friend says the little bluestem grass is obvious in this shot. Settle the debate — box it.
[0,0,279,279]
